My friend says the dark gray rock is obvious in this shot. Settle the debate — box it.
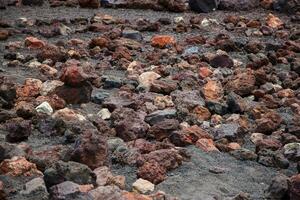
[145,108,177,125]
[20,177,49,200]
[189,0,219,13]
[264,174,289,199]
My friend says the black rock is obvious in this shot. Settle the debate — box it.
[189,0,219,13]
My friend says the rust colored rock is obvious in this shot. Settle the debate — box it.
[195,138,219,152]
[256,111,282,134]
[54,84,92,104]
[198,66,213,79]
[255,138,282,152]
[0,156,42,176]
[226,70,256,96]
[289,174,300,200]
[202,80,224,101]
[266,13,283,29]
[78,0,100,8]
[137,160,166,184]
[149,79,177,94]
[71,130,108,170]
[260,0,273,9]
[122,191,152,200]
[24,36,46,49]
[138,149,188,171]
[16,78,42,98]
[151,35,176,48]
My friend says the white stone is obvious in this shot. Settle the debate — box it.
[174,16,184,23]
[40,80,64,96]
[28,60,42,68]
[132,178,154,194]
[35,102,53,115]
[97,108,111,120]
[138,71,161,89]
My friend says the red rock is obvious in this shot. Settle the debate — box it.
[277,89,295,98]
[78,0,100,8]
[137,160,166,184]
[256,111,283,134]
[16,78,42,98]
[71,130,108,169]
[198,66,213,79]
[255,138,282,152]
[228,142,241,151]
[24,36,46,49]
[202,80,224,101]
[151,35,176,48]
[60,65,88,87]
[148,119,179,141]
[195,138,219,152]
[122,191,152,200]
[226,70,256,96]
[289,174,300,200]
[0,157,42,177]
[266,13,283,29]
[35,95,66,110]
[37,44,67,63]
[260,0,273,9]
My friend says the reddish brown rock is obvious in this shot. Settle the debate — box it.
[0,156,42,176]
[195,138,219,152]
[256,111,282,134]
[192,105,211,121]
[90,37,109,48]
[60,65,88,87]
[226,70,256,96]
[255,138,282,152]
[151,35,176,48]
[210,54,234,68]
[148,119,179,141]
[198,66,213,79]
[5,118,32,143]
[37,44,67,63]
[16,78,42,98]
[0,29,9,41]
[289,174,300,200]
[24,37,46,49]
[71,130,108,169]
[137,160,166,184]
[0,180,6,200]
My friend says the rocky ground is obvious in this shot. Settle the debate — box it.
[0,1,300,200]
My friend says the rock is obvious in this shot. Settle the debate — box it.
[132,179,155,195]
[5,118,31,143]
[138,71,161,89]
[111,107,149,141]
[20,177,49,199]
[206,100,228,115]
[71,130,108,169]
[188,0,219,13]
[230,148,257,161]
[150,79,178,94]
[88,185,124,200]
[44,160,95,187]
[0,156,42,176]
[283,143,300,161]
[37,44,67,63]
[145,108,177,125]
[24,37,45,49]
[198,66,213,79]
[54,83,92,104]
[195,138,219,152]
[90,36,109,48]
[35,102,53,115]
[93,166,113,186]
[226,70,256,96]
[50,181,93,199]
[192,105,211,121]
[22,0,44,6]
[250,133,264,144]
[97,108,111,120]
[122,29,143,41]
[15,101,36,119]
[219,0,259,10]
[0,29,9,40]
[0,181,6,200]
[148,119,179,140]
[111,143,141,165]
[227,92,247,113]
[16,78,42,98]
[151,35,176,48]
[255,111,282,134]
[256,138,282,152]
[78,0,100,8]
[153,95,174,109]
[60,65,90,87]
[40,80,64,96]
[212,123,242,140]
[0,76,16,108]
[289,174,300,200]
[210,54,234,68]
[265,174,289,199]
[137,160,166,184]
[266,13,283,29]
[52,108,86,122]
[202,80,224,101]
